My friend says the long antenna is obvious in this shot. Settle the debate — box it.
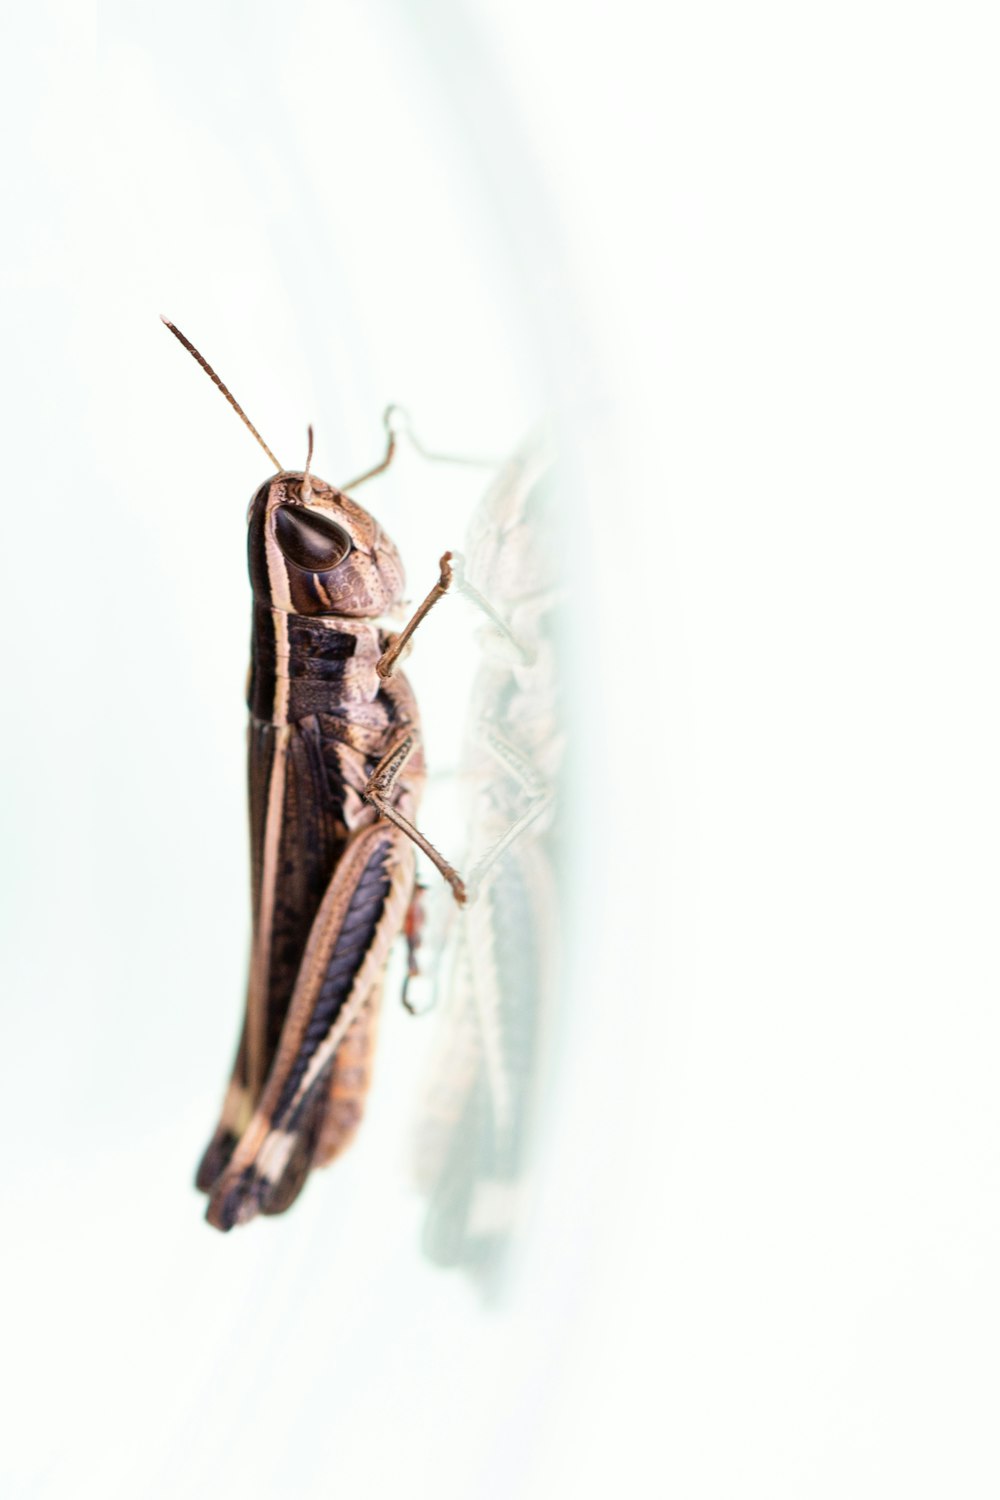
[160,316,282,472]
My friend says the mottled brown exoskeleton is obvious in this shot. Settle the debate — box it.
[162,320,463,1232]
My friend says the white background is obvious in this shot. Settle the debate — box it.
[3,3,1000,1497]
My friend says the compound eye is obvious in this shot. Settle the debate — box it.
[274,505,351,571]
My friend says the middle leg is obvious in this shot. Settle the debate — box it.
[363,730,467,905]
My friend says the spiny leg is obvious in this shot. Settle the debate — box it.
[390,407,498,470]
[364,731,467,905]
[377,553,455,680]
[340,408,403,492]
[343,407,498,493]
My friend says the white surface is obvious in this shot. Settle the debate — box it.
[3,3,1000,1497]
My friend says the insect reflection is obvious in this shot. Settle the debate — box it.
[410,433,564,1288]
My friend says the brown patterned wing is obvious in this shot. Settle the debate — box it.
[205,822,415,1231]
[195,714,353,1194]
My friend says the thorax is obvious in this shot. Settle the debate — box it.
[248,605,389,725]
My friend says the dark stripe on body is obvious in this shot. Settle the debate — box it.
[261,719,350,1074]
[249,604,361,721]
[273,844,393,1127]
[247,603,277,723]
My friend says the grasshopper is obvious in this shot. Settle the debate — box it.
[163,320,464,1232]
